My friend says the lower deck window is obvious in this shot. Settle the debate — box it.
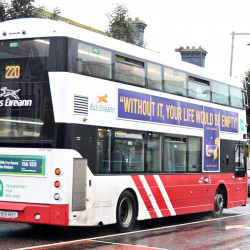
[164,137,187,172]
[96,128,202,174]
[114,131,145,172]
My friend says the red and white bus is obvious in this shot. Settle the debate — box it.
[0,18,248,232]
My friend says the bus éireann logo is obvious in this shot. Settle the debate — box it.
[0,87,32,107]
[0,87,20,99]
[97,94,108,103]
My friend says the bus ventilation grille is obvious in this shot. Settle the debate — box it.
[74,95,89,116]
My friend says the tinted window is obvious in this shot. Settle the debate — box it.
[187,137,201,172]
[164,68,186,96]
[0,39,49,59]
[77,42,112,79]
[147,63,162,91]
[97,128,111,173]
[230,86,243,109]
[147,133,162,172]
[115,55,145,86]
[188,77,210,101]
[114,131,145,172]
[163,137,187,172]
[211,81,229,105]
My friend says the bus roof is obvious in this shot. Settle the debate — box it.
[0,18,242,88]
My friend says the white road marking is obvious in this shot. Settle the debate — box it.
[14,213,250,250]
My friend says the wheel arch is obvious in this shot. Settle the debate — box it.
[116,188,139,218]
[216,183,228,208]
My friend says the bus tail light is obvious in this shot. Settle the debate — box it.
[54,181,61,188]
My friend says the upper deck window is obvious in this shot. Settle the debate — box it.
[164,68,186,96]
[211,81,229,106]
[115,55,145,86]
[230,86,243,109]
[147,63,162,91]
[0,39,50,59]
[77,42,112,79]
[188,76,210,101]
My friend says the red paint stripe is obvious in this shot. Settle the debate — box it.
[144,175,171,217]
[131,175,157,218]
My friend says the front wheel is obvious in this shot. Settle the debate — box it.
[116,190,137,232]
[211,188,224,217]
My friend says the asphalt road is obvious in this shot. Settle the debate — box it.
[0,198,250,250]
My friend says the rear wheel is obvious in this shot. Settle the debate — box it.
[116,190,137,232]
[211,188,224,217]
[248,185,250,197]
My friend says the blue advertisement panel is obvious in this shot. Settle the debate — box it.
[0,155,45,176]
[118,88,239,172]
[203,107,220,171]
[118,89,238,133]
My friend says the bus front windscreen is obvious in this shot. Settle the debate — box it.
[0,38,56,141]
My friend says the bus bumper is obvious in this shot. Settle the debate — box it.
[0,202,69,226]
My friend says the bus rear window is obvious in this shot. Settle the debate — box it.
[0,39,50,59]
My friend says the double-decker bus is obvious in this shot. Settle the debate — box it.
[0,18,248,232]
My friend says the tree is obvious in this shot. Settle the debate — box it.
[0,0,8,21]
[0,0,61,22]
[106,3,138,45]
[7,0,35,19]
[50,6,60,20]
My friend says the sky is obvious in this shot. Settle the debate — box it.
[32,0,250,80]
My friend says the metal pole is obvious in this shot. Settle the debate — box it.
[229,32,250,77]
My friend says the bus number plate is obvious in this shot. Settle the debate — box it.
[0,211,18,219]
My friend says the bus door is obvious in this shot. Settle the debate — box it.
[232,143,247,203]
[234,143,246,178]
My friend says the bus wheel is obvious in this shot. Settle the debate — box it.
[211,188,224,217]
[116,190,137,232]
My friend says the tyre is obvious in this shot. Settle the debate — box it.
[211,188,224,217]
[116,190,137,232]
[248,185,250,197]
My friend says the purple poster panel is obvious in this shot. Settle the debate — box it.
[203,107,220,172]
[118,89,238,132]
[220,109,238,133]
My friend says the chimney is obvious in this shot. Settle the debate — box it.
[133,17,147,45]
[176,46,207,67]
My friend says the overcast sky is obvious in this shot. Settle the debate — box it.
[32,0,250,80]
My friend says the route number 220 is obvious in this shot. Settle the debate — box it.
[5,65,20,79]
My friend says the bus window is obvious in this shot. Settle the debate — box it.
[97,128,111,173]
[163,137,186,172]
[230,86,243,109]
[211,81,229,106]
[114,131,145,173]
[187,137,201,172]
[0,39,49,59]
[147,63,162,91]
[234,144,246,177]
[77,42,112,79]
[115,55,145,86]
[147,133,162,172]
[164,68,186,96]
[188,76,210,101]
